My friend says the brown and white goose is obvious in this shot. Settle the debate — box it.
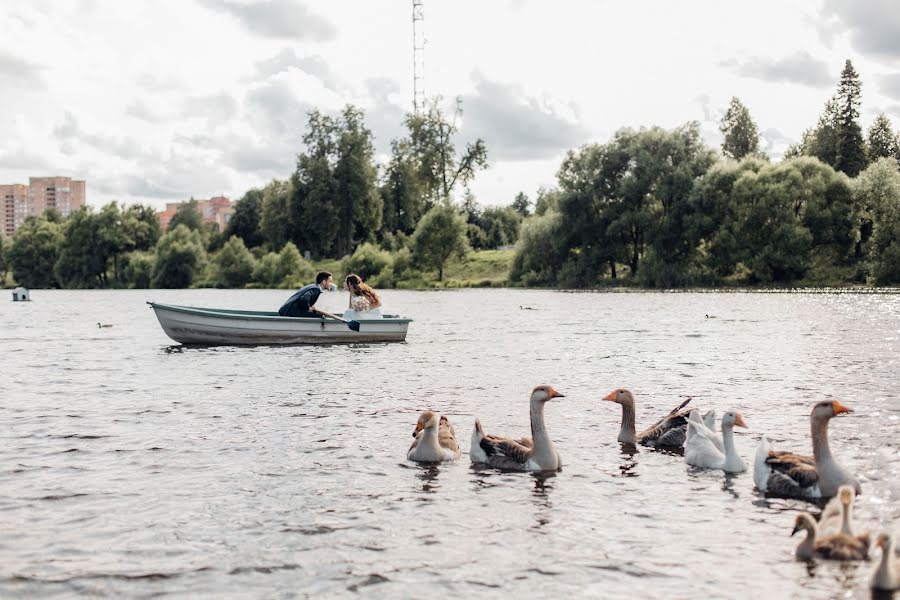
[470,385,564,471]
[603,388,692,447]
[753,400,860,501]
[871,533,899,591]
[791,512,869,561]
[407,411,461,462]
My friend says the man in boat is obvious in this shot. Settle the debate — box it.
[278,271,335,318]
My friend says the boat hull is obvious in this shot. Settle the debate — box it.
[149,302,410,345]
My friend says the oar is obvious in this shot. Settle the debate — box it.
[317,310,361,332]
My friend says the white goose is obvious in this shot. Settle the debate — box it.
[407,411,461,462]
[871,533,899,591]
[684,410,748,473]
[685,408,722,451]
[753,400,859,500]
[470,385,564,471]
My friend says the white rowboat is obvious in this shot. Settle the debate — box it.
[148,302,411,345]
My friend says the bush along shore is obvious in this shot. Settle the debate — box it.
[3,61,900,291]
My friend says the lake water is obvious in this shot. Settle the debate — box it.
[1,289,898,599]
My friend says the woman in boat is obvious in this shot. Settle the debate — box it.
[343,274,383,320]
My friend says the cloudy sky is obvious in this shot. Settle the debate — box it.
[1,0,899,210]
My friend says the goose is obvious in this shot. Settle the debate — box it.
[686,408,722,451]
[603,389,691,447]
[791,512,869,561]
[470,385,563,471]
[407,411,461,462]
[684,410,748,473]
[870,533,899,591]
[753,400,859,500]
[819,485,863,537]
[97,322,113,328]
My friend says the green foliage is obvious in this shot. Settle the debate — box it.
[0,234,10,285]
[512,191,531,217]
[211,236,256,288]
[402,97,488,204]
[8,215,63,288]
[259,179,293,250]
[252,241,315,288]
[534,187,561,216]
[289,106,383,257]
[151,224,206,288]
[167,198,203,231]
[834,60,867,177]
[54,206,107,288]
[866,114,899,161]
[123,251,155,288]
[510,210,566,285]
[410,203,469,281]
[344,242,392,281]
[381,141,424,236]
[224,188,264,248]
[720,97,760,159]
[852,158,900,284]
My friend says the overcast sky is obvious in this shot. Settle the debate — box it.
[2,0,900,210]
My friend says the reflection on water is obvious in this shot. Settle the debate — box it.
[1,289,899,598]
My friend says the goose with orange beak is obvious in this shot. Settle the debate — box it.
[470,385,564,471]
[407,411,461,462]
[684,410,749,473]
[602,388,693,447]
[753,400,860,501]
[870,532,899,591]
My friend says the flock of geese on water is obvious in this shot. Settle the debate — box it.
[406,385,899,593]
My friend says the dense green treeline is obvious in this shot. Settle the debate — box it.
[3,60,900,290]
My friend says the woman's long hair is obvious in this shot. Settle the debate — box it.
[345,274,380,307]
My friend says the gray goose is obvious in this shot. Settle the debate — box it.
[470,385,563,471]
[407,411,461,462]
[791,512,869,561]
[603,388,692,447]
[870,533,899,591]
[753,400,860,501]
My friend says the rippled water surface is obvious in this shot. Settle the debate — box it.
[1,289,899,599]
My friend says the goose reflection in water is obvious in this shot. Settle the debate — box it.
[531,471,555,530]
[413,463,442,494]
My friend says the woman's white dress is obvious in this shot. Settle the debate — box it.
[343,294,383,320]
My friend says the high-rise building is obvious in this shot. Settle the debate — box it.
[0,176,86,236]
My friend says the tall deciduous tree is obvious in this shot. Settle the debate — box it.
[867,114,899,161]
[224,188,264,248]
[259,179,293,250]
[719,97,761,159]
[0,234,9,284]
[851,157,900,283]
[8,215,63,288]
[403,97,488,205]
[380,140,424,236]
[834,60,867,177]
[211,236,256,288]
[410,203,468,281]
[151,224,206,288]
[511,191,531,217]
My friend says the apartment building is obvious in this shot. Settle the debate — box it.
[157,196,235,232]
[0,177,85,237]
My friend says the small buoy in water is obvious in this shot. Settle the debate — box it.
[12,287,30,302]
[97,322,113,328]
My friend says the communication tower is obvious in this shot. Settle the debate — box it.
[412,0,426,113]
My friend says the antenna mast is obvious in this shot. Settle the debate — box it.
[412,0,425,113]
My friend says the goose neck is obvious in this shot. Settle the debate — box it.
[618,401,637,444]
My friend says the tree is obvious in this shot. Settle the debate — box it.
[834,60,867,177]
[259,179,293,249]
[719,97,760,159]
[211,236,256,288]
[289,106,382,257]
[410,203,468,281]
[0,234,9,284]
[479,206,521,249]
[123,251,155,288]
[380,140,424,235]
[8,215,63,288]
[167,198,203,231]
[151,224,206,288]
[511,191,531,217]
[54,206,107,288]
[510,209,567,285]
[867,114,899,161]
[402,97,488,205]
[224,188,264,248]
[852,157,900,283]
[252,241,314,288]
[803,98,841,167]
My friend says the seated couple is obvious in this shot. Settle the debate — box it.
[278,271,383,320]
